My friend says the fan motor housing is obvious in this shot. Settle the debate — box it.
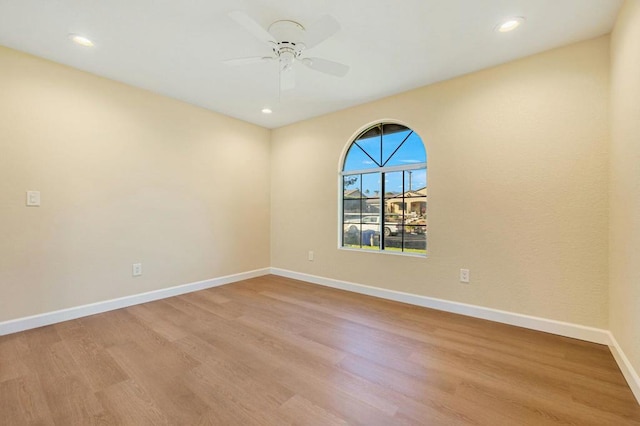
[268,20,306,57]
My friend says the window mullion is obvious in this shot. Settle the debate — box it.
[342,163,425,176]
[402,171,406,252]
[379,126,383,171]
[380,172,385,251]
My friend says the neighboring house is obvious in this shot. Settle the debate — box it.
[344,188,381,215]
[385,187,427,217]
[343,189,363,199]
[345,187,427,218]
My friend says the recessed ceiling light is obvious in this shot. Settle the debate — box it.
[261,108,272,114]
[496,17,525,33]
[69,34,94,47]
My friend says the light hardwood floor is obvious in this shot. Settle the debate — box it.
[1,275,638,425]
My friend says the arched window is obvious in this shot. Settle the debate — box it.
[341,123,427,255]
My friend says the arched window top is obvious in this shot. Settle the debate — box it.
[343,123,426,172]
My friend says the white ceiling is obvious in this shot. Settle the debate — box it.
[0,0,623,129]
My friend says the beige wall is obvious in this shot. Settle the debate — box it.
[271,37,610,328]
[0,34,616,333]
[610,0,640,377]
[0,46,271,322]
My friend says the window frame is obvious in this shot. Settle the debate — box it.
[339,123,427,257]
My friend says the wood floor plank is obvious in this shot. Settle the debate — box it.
[106,341,208,425]
[20,325,62,349]
[0,374,54,425]
[126,303,191,342]
[0,353,30,384]
[78,309,164,349]
[455,378,637,426]
[95,379,170,425]
[183,357,294,425]
[338,352,460,402]
[272,350,401,418]
[235,312,346,364]
[273,365,399,426]
[55,323,129,392]
[277,394,350,426]
[1,274,638,425]
[0,332,28,361]
[41,374,113,425]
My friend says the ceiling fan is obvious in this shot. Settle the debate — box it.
[225,11,350,91]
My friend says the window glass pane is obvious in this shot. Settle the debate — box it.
[343,200,361,219]
[361,229,380,250]
[359,214,381,250]
[404,169,426,192]
[343,214,381,250]
[363,198,380,216]
[344,145,377,171]
[343,226,361,247]
[384,171,404,198]
[383,208,405,253]
[384,132,426,167]
[343,216,361,232]
[405,196,426,218]
[343,173,361,248]
[344,201,362,248]
[383,212,403,239]
[355,137,382,167]
[382,123,410,135]
[343,175,361,198]
[405,225,427,254]
[359,125,382,141]
[382,129,412,166]
[385,199,404,216]
[361,173,381,199]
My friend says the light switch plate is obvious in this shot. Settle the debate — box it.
[26,191,41,206]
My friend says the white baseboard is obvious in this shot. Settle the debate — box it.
[0,268,270,336]
[270,268,610,344]
[608,332,640,404]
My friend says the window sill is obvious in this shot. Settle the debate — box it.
[339,246,428,259]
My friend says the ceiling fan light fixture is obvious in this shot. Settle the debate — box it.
[227,11,348,91]
[279,50,296,71]
[496,17,525,33]
[69,34,94,47]
[261,108,273,114]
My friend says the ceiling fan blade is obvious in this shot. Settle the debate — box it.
[303,15,340,49]
[229,11,277,44]
[303,57,349,77]
[223,56,273,66]
[280,67,296,91]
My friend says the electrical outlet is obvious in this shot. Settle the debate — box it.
[132,263,143,277]
[460,268,470,283]
[308,251,314,261]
